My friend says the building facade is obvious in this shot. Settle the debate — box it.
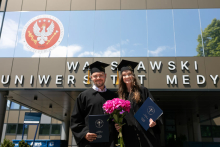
[0,0,220,146]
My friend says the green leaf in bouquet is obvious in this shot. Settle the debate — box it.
[113,114,119,122]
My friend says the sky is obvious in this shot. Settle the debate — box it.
[0,9,220,58]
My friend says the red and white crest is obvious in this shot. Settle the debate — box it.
[22,15,64,53]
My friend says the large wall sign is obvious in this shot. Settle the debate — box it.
[0,57,219,90]
[22,15,64,53]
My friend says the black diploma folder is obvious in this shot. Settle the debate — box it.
[89,115,109,143]
[134,97,163,131]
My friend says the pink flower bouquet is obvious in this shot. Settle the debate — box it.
[103,98,131,147]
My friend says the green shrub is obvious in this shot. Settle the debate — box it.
[18,140,30,147]
[0,139,15,147]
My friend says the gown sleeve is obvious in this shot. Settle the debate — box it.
[70,93,89,145]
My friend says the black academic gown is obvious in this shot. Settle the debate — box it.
[122,86,162,147]
[71,88,118,147]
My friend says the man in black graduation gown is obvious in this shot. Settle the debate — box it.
[71,61,117,147]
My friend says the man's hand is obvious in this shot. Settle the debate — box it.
[85,132,97,142]
[149,118,156,127]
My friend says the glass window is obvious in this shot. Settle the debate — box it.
[147,10,175,57]
[68,11,95,57]
[212,126,220,137]
[21,106,29,110]
[200,9,220,57]
[10,102,20,109]
[44,11,70,57]
[174,9,202,57]
[201,125,212,137]
[13,11,45,57]
[0,12,3,29]
[121,10,147,57]
[17,124,28,134]
[6,124,17,134]
[51,124,61,135]
[93,11,120,57]
[0,12,20,57]
[6,100,11,110]
[39,124,50,135]
[165,126,175,132]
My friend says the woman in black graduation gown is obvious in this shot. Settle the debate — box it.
[115,60,162,147]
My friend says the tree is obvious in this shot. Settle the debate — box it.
[197,18,220,57]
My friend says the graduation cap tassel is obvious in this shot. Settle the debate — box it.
[87,68,91,84]
[116,68,119,85]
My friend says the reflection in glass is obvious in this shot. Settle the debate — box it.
[6,124,17,134]
[13,11,45,57]
[10,102,20,109]
[7,100,11,110]
[0,12,3,29]
[45,11,70,57]
[121,10,147,57]
[39,124,50,135]
[201,125,212,137]
[17,124,28,134]
[51,124,61,134]
[68,11,95,57]
[94,11,120,57]
[199,9,220,57]
[21,106,29,109]
[174,9,201,57]
[148,10,175,57]
[0,12,20,57]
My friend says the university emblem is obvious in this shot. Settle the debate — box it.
[22,15,64,53]
[147,106,155,115]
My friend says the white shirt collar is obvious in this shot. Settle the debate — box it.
[92,84,107,92]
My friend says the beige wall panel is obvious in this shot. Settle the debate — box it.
[8,111,19,123]
[147,0,172,9]
[213,117,220,125]
[68,128,72,145]
[10,58,39,89]
[28,125,38,139]
[5,135,16,141]
[18,111,30,123]
[94,57,121,89]
[96,0,120,10]
[6,0,22,11]
[37,58,66,89]
[0,0,6,11]
[22,0,46,11]
[121,57,149,88]
[148,57,178,89]
[198,0,220,8]
[0,58,13,89]
[50,136,61,139]
[172,0,198,9]
[121,0,147,10]
[176,57,207,89]
[51,118,62,124]
[4,111,8,123]
[205,57,220,89]
[64,57,93,89]
[46,0,71,11]
[71,0,95,10]
[39,136,50,139]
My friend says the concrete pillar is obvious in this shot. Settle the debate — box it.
[0,92,7,142]
[61,119,70,141]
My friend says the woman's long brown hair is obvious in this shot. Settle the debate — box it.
[118,71,141,103]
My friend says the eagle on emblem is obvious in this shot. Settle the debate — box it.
[33,21,54,45]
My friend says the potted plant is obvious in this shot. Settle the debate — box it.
[0,139,15,147]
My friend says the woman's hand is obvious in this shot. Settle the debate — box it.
[149,118,156,127]
[115,123,122,132]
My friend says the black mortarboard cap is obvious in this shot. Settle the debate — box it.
[85,61,109,74]
[117,59,139,73]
